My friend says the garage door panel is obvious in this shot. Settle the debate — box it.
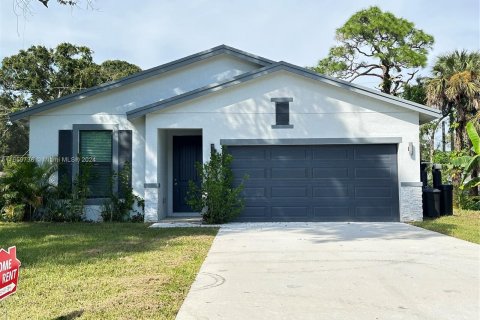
[355,167,392,179]
[271,186,307,197]
[230,144,399,222]
[271,147,308,160]
[313,167,349,179]
[243,187,266,198]
[314,207,350,220]
[271,167,308,179]
[269,160,312,168]
[355,186,392,198]
[229,147,266,160]
[232,168,267,179]
[313,186,350,198]
[312,147,350,160]
[354,145,396,159]
[355,207,395,221]
[241,206,267,219]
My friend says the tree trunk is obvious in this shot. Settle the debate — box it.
[471,168,479,197]
[381,64,392,94]
[429,129,435,163]
[454,102,468,152]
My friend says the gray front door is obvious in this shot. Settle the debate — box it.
[229,144,399,222]
[173,136,202,212]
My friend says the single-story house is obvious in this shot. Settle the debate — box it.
[10,45,441,222]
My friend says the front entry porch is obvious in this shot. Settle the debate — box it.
[144,128,204,222]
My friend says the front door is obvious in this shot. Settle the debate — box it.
[173,136,202,212]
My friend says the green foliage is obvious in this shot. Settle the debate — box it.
[426,50,480,151]
[41,162,90,222]
[401,78,427,104]
[187,147,246,224]
[434,122,480,210]
[459,122,480,191]
[1,204,25,222]
[0,43,141,158]
[0,157,57,220]
[101,163,144,222]
[0,156,90,222]
[99,60,142,82]
[413,209,480,244]
[313,6,434,95]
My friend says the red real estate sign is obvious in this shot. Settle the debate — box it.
[0,246,21,301]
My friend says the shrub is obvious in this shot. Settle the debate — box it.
[187,146,246,224]
[0,156,56,220]
[101,163,144,222]
[1,204,25,222]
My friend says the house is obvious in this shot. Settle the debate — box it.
[10,45,441,222]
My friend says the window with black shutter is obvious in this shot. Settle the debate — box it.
[60,126,132,201]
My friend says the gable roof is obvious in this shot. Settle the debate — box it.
[126,61,441,123]
[9,45,274,122]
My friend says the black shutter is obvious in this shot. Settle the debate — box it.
[58,130,73,192]
[276,102,290,125]
[118,130,132,196]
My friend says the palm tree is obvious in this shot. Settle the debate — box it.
[426,50,480,151]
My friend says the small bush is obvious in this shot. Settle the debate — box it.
[101,163,144,222]
[456,189,480,210]
[0,156,56,221]
[1,204,25,222]
[187,146,246,224]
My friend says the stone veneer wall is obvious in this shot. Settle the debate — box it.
[400,183,423,221]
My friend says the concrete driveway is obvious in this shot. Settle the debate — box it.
[176,223,479,320]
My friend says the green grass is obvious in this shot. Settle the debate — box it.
[413,209,480,244]
[0,223,218,319]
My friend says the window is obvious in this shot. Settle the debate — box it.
[276,102,290,125]
[271,97,293,128]
[79,130,113,198]
[63,124,131,204]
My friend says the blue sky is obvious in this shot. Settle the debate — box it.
[1,0,479,89]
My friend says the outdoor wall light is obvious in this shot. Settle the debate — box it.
[408,142,414,156]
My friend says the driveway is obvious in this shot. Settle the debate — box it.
[176,223,479,320]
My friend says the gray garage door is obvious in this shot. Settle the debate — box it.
[229,144,399,222]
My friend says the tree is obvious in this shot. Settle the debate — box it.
[12,0,94,18]
[37,0,78,7]
[0,43,141,157]
[100,60,143,82]
[313,6,434,95]
[426,50,480,152]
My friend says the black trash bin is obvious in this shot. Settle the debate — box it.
[432,164,443,188]
[423,187,441,218]
[439,184,453,215]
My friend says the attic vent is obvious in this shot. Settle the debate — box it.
[271,97,293,129]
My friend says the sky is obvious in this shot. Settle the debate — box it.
[1,0,479,89]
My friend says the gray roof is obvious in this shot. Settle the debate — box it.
[126,61,441,123]
[9,45,274,122]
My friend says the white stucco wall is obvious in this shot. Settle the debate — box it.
[27,54,262,221]
[145,71,422,220]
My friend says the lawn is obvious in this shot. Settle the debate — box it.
[0,223,218,319]
[413,209,480,244]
